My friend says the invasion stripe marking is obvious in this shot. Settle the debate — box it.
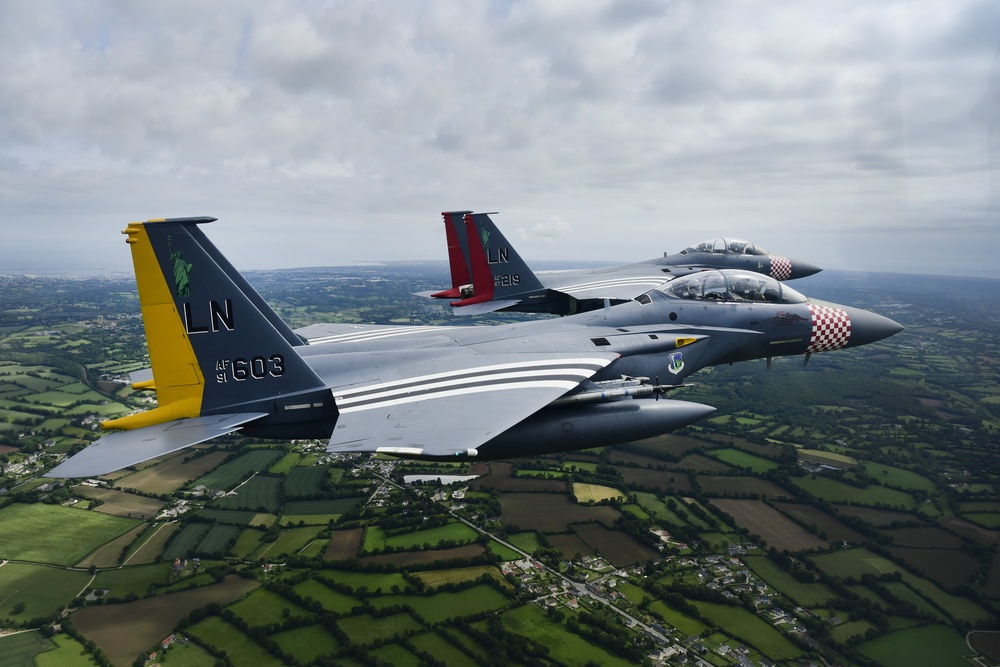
[334,358,611,401]
[307,326,457,345]
[338,378,585,413]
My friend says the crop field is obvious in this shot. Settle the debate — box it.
[267,452,300,474]
[75,523,146,568]
[231,528,264,557]
[125,522,179,565]
[502,603,635,667]
[410,631,478,667]
[691,601,803,661]
[284,496,362,517]
[72,486,164,519]
[412,565,508,590]
[770,502,868,543]
[0,563,90,622]
[572,482,623,503]
[192,449,284,491]
[613,466,693,492]
[886,526,963,548]
[672,453,734,473]
[507,531,543,552]
[939,515,1000,546]
[337,612,423,646]
[364,522,478,553]
[790,476,915,508]
[193,508,257,525]
[360,544,486,567]
[285,466,327,497]
[498,493,621,533]
[471,461,564,492]
[798,448,859,468]
[92,563,171,598]
[230,588,312,628]
[573,523,658,567]
[271,624,342,664]
[549,532,593,559]
[116,450,230,495]
[862,462,937,491]
[324,527,363,560]
[857,624,970,667]
[0,503,139,566]
[705,448,780,473]
[648,600,708,637]
[633,492,691,525]
[837,505,925,527]
[72,576,260,667]
[369,643,420,666]
[198,525,241,555]
[698,476,793,499]
[211,474,281,512]
[258,525,324,559]
[186,615,283,667]
[0,631,56,667]
[292,578,360,614]
[162,524,210,560]
[743,555,838,606]
[710,499,827,552]
[370,584,509,623]
[320,570,409,594]
[811,548,902,579]
[888,546,980,590]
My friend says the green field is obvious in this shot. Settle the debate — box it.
[320,570,409,595]
[364,522,478,553]
[369,585,509,624]
[257,526,324,559]
[33,633,100,667]
[706,448,780,473]
[0,503,140,566]
[271,624,342,664]
[0,631,57,667]
[92,563,172,598]
[743,555,838,606]
[862,462,937,492]
[292,578,361,614]
[410,631,478,667]
[210,475,281,512]
[192,450,284,491]
[790,476,915,508]
[285,467,327,497]
[229,588,312,628]
[337,612,424,646]
[186,615,284,666]
[502,603,636,667]
[0,563,91,621]
[267,452,300,475]
[692,601,803,660]
[857,624,971,667]
[192,508,257,525]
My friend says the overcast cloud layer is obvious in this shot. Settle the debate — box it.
[1,1,997,277]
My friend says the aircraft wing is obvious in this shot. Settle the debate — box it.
[541,272,674,301]
[327,353,618,457]
[45,413,267,479]
[294,323,461,346]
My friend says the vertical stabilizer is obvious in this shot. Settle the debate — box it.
[104,217,332,432]
[450,212,545,309]
[430,210,473,299]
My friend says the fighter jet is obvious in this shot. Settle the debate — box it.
[429,211,822,315]
[46,216,900,478]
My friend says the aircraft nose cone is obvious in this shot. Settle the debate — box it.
[844,307,904,347]
[788,259,822,279]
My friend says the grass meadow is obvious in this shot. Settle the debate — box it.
[0,563,90,622]
[186,615,283,667]
[0,503,139,566]
[369,585,509,624]
[502,604,635,667]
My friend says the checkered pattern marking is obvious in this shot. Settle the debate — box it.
[807,304,851,352]
[770,256,792,281]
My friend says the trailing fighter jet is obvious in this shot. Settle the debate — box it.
[46,217,900,478]
[428,211,822,315]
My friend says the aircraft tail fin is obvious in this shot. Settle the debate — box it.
[47,217,336,477]
[450,212,546,310]
[430,210,473,299]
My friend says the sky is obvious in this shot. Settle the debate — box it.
[1,1,998,278]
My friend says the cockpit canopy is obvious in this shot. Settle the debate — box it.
[657,270,808,304]
[687,237,769,256]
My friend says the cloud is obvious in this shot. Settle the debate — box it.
[0,0,996,277]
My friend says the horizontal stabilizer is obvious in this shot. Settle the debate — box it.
[450,299,522,315]
[45,413,267,478]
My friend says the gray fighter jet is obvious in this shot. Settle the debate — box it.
[46,217,900,478]
[429,211,821,315]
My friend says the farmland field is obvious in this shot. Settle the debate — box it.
[710,499,827,552]
[337,612,423,646]
[691,601,803,660]
[771,502,869,543]
[698,476,792,499]
[192,450,284,491]
[229,588,312,628]
[324,527,363,561]
[572,482,623,503]
[572,523,657,567]
[210,474,281,512]
[72,576,259,667]
[363,522,478,553]
[790,476,915,509]
[75,523,146,568]
[410,631,478,667]
[71,486,165,519]
[0,631,56,667]
[0,563,90,621]
[360,544,486,567]
[499,493,621,533]
[706,448,780,473]
[412,565,509,590]
[186,615,283,667]
[502,603,635,667]
[0,503,139,566]
[125,522,180,565]
[285,466,327,497]
[292,578,360,614]
[258,525,324,559]
[369,584,509,623]
[743,555,838,606]
[857,623,970,667]
[115,450,230,495]
[162,524,210,560]
[271,624,342,664]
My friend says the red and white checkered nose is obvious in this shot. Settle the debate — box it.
[806,304,852,352]
[770,256,792,281]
